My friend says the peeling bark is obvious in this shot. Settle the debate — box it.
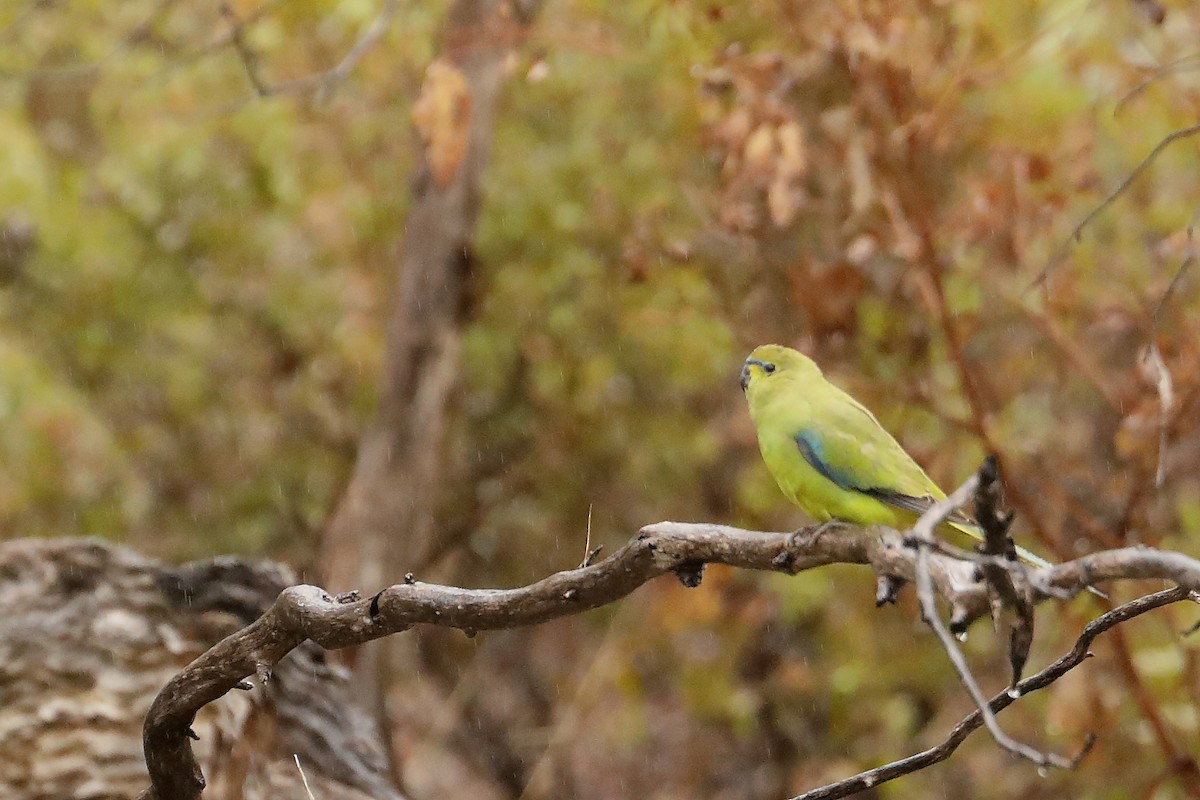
[0,538,401,800]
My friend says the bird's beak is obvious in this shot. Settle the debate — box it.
[739,363,751,392]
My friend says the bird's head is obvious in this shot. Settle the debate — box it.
[740,344,821,395]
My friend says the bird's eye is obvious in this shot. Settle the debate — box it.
[764,363,776,374]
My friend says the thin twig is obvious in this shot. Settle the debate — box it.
[1029,123,1200,290]
[219,0,398,108]
[578,504,604,568]
[220,4,270,96]
[1142,221,1194,490]
[135,0,286,85]
[791,587,1189,800]
[311,0,399,101]
[1151,252,1195,327]
[0,0,181,80]
[293,755,316,800]
[275,0,397,101]
[1114,52,1200,117]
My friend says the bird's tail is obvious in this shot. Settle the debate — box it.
[946,519,1106,599]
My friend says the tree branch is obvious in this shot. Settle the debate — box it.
[1029,122,1200,290]
[1114,51,1200,117]
[220,0,398,105]
[139,519,1200,799]
[790,587,1188,800]
[910,467,1079,771]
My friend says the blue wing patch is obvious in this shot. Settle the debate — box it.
[794,429,959,520]
[794,429,860,490]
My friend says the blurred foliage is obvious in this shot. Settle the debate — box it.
[2,0,1200,798]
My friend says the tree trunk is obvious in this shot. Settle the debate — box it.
[320,0,537,596]
[0,537,402,800]
[315,2,542,781]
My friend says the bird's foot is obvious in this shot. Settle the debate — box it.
[790,520,843,547]
[776,521,843,573]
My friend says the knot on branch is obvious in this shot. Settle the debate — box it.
[875,574,906,606]
[973,454,1017,561]
[674,560,705,588]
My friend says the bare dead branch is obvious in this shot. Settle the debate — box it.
[1114,51,1200,117]
[903,185,1068,562]
[0,0,181,79]
[137,517,1200,799]
[910,468,1079,770]
[220,4,270,96]
[293,0,398,102]
[1065,122,1200,245]
[1141,219,1195,490]
[1030,123,1200,290]
[791,586,1189,800]
[970,456,1037,686]
[1152,251,1195,328]
[129,0,286,88]
[220,0,398,107]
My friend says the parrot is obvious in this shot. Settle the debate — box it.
[739,343,1056,571]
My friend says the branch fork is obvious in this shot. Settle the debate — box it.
[906,459,1086,772]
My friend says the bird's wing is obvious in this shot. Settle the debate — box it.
[792,386,1089,587]
[793,395,975,528]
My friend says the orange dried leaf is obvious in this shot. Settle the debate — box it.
[744,124,775,170]
[715,108,752,147]
[776,121,807,178]
[767,175,799,226]
[412,59,472,186]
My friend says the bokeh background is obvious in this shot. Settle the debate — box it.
[2,0,1199,797]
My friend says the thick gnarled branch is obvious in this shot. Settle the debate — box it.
[139,520,1200,800]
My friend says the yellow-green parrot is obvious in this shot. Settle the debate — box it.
[740,343,1052,569]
